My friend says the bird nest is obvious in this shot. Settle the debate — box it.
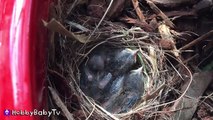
[46,0,193,120]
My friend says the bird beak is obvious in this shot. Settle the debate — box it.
[133,66,143,73]
[132,49,139,62]
[126,48,139,54]
[132,49,139,55]
[137,66,143,72]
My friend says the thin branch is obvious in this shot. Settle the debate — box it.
[179,30,213,50]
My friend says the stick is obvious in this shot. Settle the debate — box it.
[146,0,174,28]
[132,0,145,21]
[141,83,166,102]
[179,30,213,50]
[158,24,179,57]
[87,0,114,41]
[49,87,74,120]
[132,0,153,31]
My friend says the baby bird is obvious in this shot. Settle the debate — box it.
[106,91,140,113]
[103,67,145,113]
[82,66,95,82]
[98,72,112,90]
[119,67,144,113]
[80,49,113,102]
[89,72,113,103]
[87,46,112,72]
[108,48,139,76]
[80,68,113,101]
[123,67,144,94]
[102,76,125,110]
[79,65,96,97]
[87,54,105,72]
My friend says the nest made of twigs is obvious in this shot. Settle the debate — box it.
[46,0,192,120]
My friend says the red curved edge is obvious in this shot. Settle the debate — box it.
[0,0,50,119]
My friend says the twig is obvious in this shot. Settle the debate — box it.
[179,30,213,50]
[42,19,89,43]
[148,106,193,115]
[49,87,74,120]
[65,20,90,32]
[176,54,199,67]
[95,103,119,120]
[164,10,196,17]
[146,0,174,28]
[132,0,145,21]
[121,17,153,31]
[66,0,78,15]
[179,54,199,65]
[48,69,66,80]
[66,0,88,16]
[80,90,119,120]
[87,0,114,41]
[131,0,154,31]
[131,54,193,114]
[141,83,166,102]
[197,50,213,69]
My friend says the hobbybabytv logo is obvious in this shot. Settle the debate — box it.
[4,109,60,117]
[4,109,10,116]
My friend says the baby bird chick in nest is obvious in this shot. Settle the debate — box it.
[91,72,113,102]
[98,72,113,90]
[124,67,144,95]
[80,66,113,102]
[87,53,105,72]
[102,76,125,109]
[119,66,144,113]
[108,48,139,76]
[102,67,145,113]
[79,66,95,96]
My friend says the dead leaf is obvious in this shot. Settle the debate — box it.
[49,87,74,120]
[151,0,197,8]
[147,0,175,28]
[158,24,179,57]
[132,0,145,21]
[87,0,126,20]
[87,0,107,18]
[172,71,213,120]
[121,16,153,32]
[107,0,126,19]
[159,39,175,50]
[43,19,91,43]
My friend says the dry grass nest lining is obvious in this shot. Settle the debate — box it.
[46,1,193,120]
[48,29,192,120]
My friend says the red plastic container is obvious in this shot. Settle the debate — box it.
[0,0,50,119]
